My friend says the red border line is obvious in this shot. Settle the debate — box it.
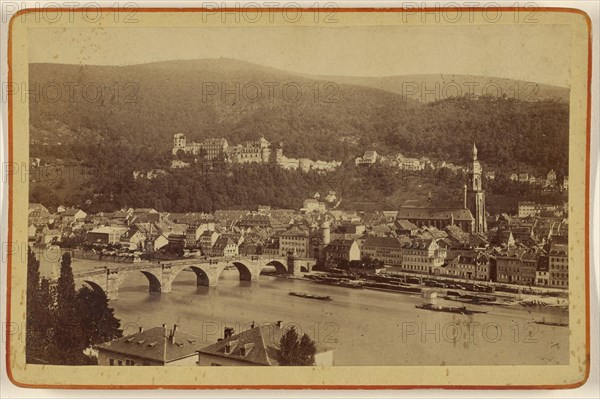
[5,6,593,390]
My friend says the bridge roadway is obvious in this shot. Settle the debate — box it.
[70,255,316,300]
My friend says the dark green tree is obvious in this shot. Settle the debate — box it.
[77,286,123,348]
[54,252,84,364]
[277,326,317,366]
[26,248,54,363]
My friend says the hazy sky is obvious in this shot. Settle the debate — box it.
[28,24,572,87]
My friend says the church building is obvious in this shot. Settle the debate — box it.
[396,143,487,235]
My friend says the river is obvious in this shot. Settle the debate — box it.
[37,250,569,366]
[109,268,569,366]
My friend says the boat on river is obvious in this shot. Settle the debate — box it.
[289,292,332,301]
[415,303,487,315]
[534,319,569,327]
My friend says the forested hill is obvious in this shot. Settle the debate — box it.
[313,73,569,103]
[29,59,569,173]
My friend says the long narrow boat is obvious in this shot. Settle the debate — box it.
[533,320,569,327]
[415,303,487,315]
[289,292,332,301]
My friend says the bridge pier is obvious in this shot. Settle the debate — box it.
[287,256,316,276]
[106,269,121,301]
[161,265,173,293]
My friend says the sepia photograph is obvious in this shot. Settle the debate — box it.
[3,5,592,389]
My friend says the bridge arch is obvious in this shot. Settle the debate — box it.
[262,260,288,275]
[230,262,253,281]
[83,280,106,296]
[189,266,211,286]
[140,271,162,294]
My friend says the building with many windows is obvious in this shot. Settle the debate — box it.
[360,237,403,266]
[495,248,545,286]
[226,137,272,164]
[400,238,447,274]
[355,150,379,166]
[323,239,361,269]
[172,134,229,160]
[549,243,568,288]
[279,227,310,257]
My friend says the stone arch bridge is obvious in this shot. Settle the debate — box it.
[72,255,316,300]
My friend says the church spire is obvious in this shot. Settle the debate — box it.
[472,142,478,161]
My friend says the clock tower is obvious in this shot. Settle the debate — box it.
[465,143,487,234]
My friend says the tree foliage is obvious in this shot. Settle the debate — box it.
[77,287,123,348]
[26,247,54,364]
[277,326,317,366]
[54,253,85,364]
[26,250,123,365]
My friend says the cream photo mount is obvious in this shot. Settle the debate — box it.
[5,6,592,389]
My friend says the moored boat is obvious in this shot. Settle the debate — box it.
[289,292,332,301]
[415,303,486,315]
[534,319,568,327]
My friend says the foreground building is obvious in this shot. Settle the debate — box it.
[197,322,333,366]
[95,325,201,366]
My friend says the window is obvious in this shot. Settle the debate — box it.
[118,360,123,366]
[109,359,114,366]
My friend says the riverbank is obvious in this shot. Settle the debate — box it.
[277,270,570,312]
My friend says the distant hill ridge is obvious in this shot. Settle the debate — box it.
[29,58,569,173]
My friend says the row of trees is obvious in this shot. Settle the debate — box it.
[26,249,122,365]
[30,151,565,216]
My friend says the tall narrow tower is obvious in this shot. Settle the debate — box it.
[465,143,486,234]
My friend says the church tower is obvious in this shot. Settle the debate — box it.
[465,143,486,234]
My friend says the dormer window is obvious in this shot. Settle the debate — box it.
[224,340,238,355]
[239,343,254,357]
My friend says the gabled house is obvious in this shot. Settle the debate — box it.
[95,324,201,366]
[323,239,361,269]
[209,235,239,257]
[197,322,333,366]
[401,238,447,274]
[119,227,147,250]
[61,208,87,223]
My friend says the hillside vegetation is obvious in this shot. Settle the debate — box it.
[28,59,569,213]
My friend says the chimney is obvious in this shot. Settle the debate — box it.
[275,320,283,328]
[170,324,178,344]
[139,326,144,333]
[224,327,234,339]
